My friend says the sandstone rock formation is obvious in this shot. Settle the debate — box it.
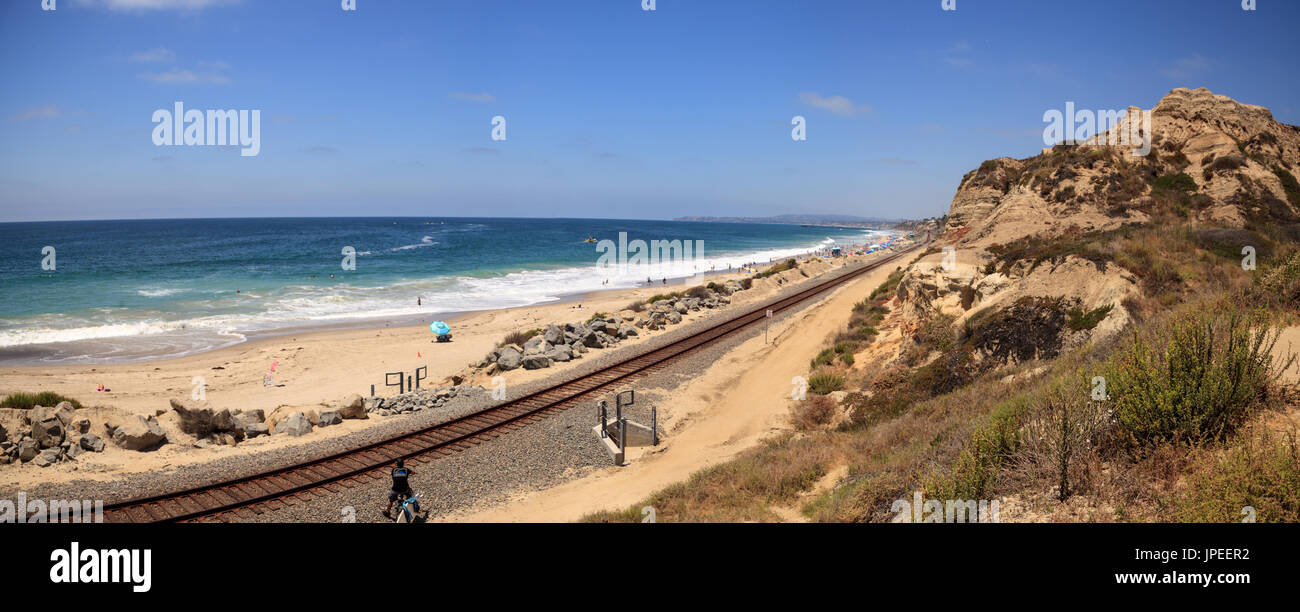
[889,88,1299,371]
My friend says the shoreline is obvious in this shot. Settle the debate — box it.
[0,235,891,368]
[0,242,915,492]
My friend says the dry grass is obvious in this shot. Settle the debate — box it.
[790,394,837,431]
[582,432,840,523]
[581,199,1300,523]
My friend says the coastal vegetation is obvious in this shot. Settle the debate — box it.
[753,258,798,279]
[583,90,1300,523]
[1,391,83,411]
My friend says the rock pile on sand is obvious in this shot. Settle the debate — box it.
[473,280,749,374]
[0,402,106,467]
[261,394,370,438]
[364,385,487,416]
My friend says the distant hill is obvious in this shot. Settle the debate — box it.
[673,214,902,227]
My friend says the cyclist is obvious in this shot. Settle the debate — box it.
[383,458,415,519]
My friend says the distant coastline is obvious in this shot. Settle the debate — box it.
[673,214,902,230]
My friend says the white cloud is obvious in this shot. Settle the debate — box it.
[75,0,240,10]
[137,68,231,85]
[129,47,176,63]
[8,106,62,121]
[448,92,496,103]
[798,92,872,117]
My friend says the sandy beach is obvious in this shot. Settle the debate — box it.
[0,244,908,491]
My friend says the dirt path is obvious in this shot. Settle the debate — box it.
[440,262,899,522]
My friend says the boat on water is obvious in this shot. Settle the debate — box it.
[584,236,597,243]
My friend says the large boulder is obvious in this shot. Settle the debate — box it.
[338,394,367,419]
[17,439,39,462]
[318,410,342,427]
[274,412,313,437]
[34,448,62,467]
[53,402,77,427]
[543,324,564,345]
[170,398,218,436]
[28,405,55,425]
[581,330,605,348]
[232,410,269,439]
[523,335,551,355]
[521,354,552,370]
[31,412,65,449]
[79,433,105,453]
[497,346,523,371]
[545,345,572,363]
[617,324,638,339]
[211,408,237,433]
[264,406,298,433]
[109,415,167,451]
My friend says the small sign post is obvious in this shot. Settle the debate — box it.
[765,309,773,343]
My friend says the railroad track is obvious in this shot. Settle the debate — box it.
[102,243,921,523]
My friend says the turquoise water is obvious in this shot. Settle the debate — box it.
[0,217,888,364]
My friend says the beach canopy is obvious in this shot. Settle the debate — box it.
[429,321,451,336]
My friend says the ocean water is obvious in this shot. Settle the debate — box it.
[0,217,888,365]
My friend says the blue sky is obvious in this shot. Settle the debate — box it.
[1,0,1297,222]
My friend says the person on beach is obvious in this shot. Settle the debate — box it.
[417,296,422,306]
[383,458,415,519]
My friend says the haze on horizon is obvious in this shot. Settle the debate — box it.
[1,0,1297,223]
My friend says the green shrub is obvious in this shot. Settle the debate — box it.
[754,259,798,279]
[1273,166,1300,208]
[498,328,541,347]
[1150,172,1197,195]
[985,230,1117,275]
[1177,432,1300,523]
[685,285,711,299]
[1194,228,1269,261]
[0,391,83,410]
[924,398,1026,501]
[646,292,684,304]
[810,348,837,369]
[808,373,845,395]
[1106,310,1293,448]
[1066,304,1113,331]
[1202,154,1247,181]
[869,270,904,300]
[1251,251,1300,310]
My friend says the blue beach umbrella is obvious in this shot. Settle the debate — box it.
[430,321,451,336]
